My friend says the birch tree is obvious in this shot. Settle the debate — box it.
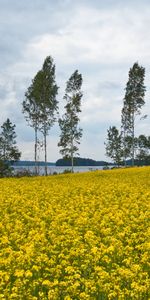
[22,72,41,174]
[58,70,83,173]
[38,56,59,175]
[121,62,146,166]
[23,56,58,176]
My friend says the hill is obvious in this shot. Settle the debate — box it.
[56,157,113,166]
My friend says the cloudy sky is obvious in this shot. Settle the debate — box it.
[0,0,150,162]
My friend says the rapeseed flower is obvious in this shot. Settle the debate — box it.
[0,167,150,299]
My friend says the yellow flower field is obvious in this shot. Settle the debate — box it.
[0,167,150,299]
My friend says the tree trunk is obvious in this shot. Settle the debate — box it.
[131,113,135,167]
[44,125,47,176]
[123,130,126,166]
[34,126,38,175]
[71,153,73,173]
[71,134,74,173]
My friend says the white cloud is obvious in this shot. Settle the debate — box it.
[20,5,150,66]
[1,2,150,161]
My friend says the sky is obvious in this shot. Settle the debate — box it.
[0,0,150,162]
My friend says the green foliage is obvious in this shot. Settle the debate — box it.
[136,135,150,164]
[23,74,40,129]
[37,56,59,134]
[58,70,83,172]
[0,160,13,178]
[0,119,21,177]
[123,63,145,120]
[0,118,21,163]
[105,126,123,166]
[63,169,73,174]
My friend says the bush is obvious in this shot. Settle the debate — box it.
[53,171,58,175]
[15,169,32,177]
[0,160,13,177]
[63,169,73,174]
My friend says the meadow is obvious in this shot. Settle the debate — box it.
[0,167,150,299]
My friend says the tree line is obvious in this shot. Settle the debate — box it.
[0,59,149,177]
[0,56,83,176]
[105,62,150,166]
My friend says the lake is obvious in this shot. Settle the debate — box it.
[13,165,110,175]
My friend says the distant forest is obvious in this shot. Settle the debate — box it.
[56,158,114,166]
[56,157,149,166]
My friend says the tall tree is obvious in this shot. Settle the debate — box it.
[105,126,123,166]
[22,72,41,174]
[23,56,59,176]
[58,70,83,173]
[0,118,21,164]
[121,62,146,166]
[38,57,59,176]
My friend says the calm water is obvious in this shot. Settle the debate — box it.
[13,165,109,175]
